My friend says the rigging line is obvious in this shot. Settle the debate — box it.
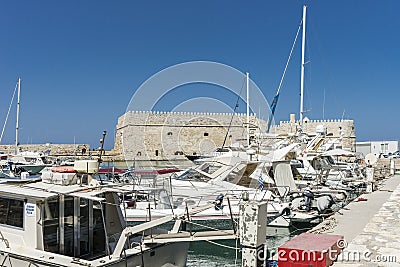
[277,20,303,96]
[221,75,247,148]
[182,219,235,235]
[0,82,18,144]
[266,19,302,132]
[205,240,240,250]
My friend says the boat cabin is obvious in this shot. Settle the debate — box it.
[0,178,125,260]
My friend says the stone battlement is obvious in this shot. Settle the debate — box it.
[274,119,353,124]
[124,110,253,116]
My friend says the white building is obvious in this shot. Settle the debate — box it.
[356,141,399,157]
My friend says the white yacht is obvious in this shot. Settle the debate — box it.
[0,160,192,266]
[120,159,292,227]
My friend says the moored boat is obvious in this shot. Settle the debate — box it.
[0,159,190,267]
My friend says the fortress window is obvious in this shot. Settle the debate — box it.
[155,150,159,156]
[137,151,142,156]
[204,132,209,137]
[167,132,173,136]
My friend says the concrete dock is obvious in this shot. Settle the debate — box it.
[311,174,400,266]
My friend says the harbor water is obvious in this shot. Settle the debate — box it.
[185,221,310,267]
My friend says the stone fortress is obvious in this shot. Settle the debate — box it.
[113,111,264,161]
[113,111,355,160]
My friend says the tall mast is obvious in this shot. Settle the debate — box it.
[15,77,21,154]
[246,72,250,147]
[299,5,307,126]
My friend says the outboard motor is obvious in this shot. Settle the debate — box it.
[214,194,224,210]
[316,195,334,214]
[303,189,315,212]
[280,206,292,216]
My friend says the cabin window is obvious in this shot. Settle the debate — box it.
[79,198,90,256]
[63,196,75,256]
[93,201,106,256]
[137,151,142,156]
[43,198,60,253]
[0,197,24,228]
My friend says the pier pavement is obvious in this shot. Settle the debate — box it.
[311,174,400,266]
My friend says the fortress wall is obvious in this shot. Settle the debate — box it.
[113,111,266,160]
[0,144,90,156]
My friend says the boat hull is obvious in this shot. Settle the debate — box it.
[17,164,46,175]
[0,242,189,267]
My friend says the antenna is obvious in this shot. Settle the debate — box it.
[98,130,107,163]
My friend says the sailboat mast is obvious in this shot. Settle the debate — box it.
[299,5,307,126]
[15,77,21,154]
[246,72,250,147]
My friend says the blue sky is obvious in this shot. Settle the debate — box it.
[0,1,399,149]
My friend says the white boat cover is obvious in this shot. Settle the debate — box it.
[322,149,355,156]
[274,163,297,197]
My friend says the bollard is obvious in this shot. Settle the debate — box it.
[366,167,374,193]
[239,200,267,267]
[390,159,395,176]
